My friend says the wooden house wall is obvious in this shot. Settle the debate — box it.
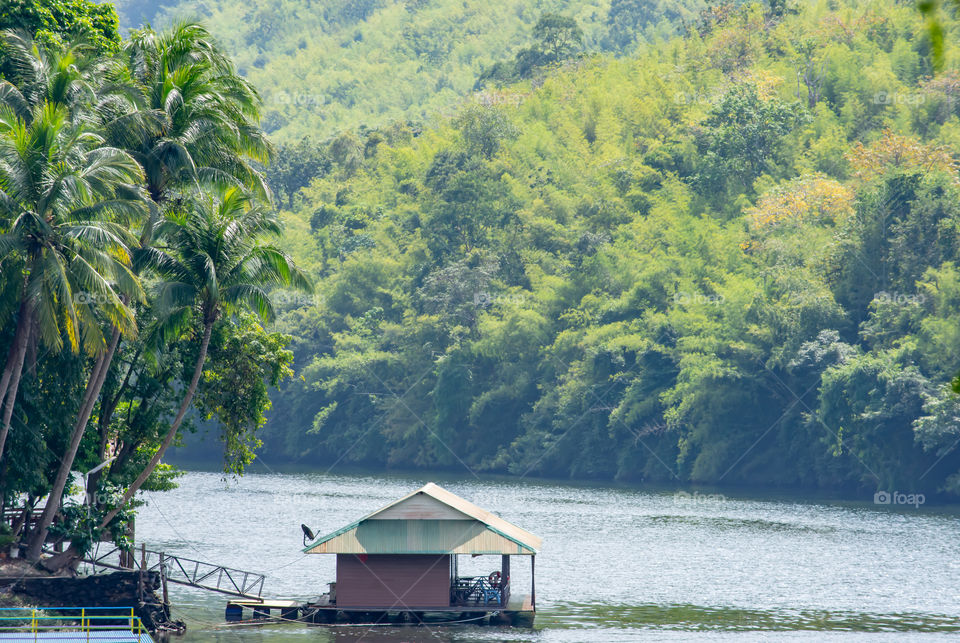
[335,554,451,609]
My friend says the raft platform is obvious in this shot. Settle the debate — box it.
[225,593,534,626]
[227,483,539,629]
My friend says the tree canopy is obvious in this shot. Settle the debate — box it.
[0,0,120,51]
[254,0,960,499]
[122,0,703,141]
[0,23,308,565]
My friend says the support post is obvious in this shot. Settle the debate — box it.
[126,517,136,567]
[138,543,146,605]
[160,552,169,615]
[531,555,535,611]
[501,555,510,607]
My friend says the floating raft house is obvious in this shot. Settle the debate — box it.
[299,482,541,625]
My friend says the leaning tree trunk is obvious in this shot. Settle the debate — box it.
[82,211,158,507]
[97,318,214,531]
[36,319,215,572]
[86,342,143,504]
[0,298,35,464]
[42,315,215,572]
[26,328,122,562]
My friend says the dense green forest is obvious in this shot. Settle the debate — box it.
[113,0,704,140]
[3,0,960,568]
[250,0,960,497]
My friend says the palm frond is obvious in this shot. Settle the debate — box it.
[221,282,275,322]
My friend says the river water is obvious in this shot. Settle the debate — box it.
[134,470,960,641]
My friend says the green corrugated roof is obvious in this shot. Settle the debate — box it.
[303,483,541,555]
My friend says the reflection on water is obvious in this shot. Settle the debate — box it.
[135,471,960,641]
[544,603,960,632]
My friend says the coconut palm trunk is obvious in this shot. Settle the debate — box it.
[25,327,122,561]
[97,317,214,531]
[85,342,143,501]
[0,298,35,463]
[41,318,213,572]
[43,183,309,572]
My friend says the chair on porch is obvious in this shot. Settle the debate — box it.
[482,586,501,604]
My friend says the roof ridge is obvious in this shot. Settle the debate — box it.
[303,482,542,554]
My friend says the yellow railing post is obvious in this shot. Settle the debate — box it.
[129,606,135,631]
[83,607,89,643]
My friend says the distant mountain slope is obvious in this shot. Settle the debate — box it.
[114,0,702,141]
[254,0,960,494]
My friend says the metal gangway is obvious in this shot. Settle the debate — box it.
[80,542,265,599]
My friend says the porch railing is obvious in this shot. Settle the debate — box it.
[450,576,507,607]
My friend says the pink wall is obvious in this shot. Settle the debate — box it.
[336,554,451,609]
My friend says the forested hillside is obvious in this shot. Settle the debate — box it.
[9,0,960,578]
[114,0,703,140]
[256,0,960,496]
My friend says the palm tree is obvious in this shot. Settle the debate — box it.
[0,99,146,467]
[118,22,271,204]
[81,25,279,533]
[0,31,151,561]
[77,22,273,478]
[0,24,269,202]
[0,30,104,123]
[81,20,276,487]
[92,186,310,532]
[19,22,276,559]
[12,21,278,560]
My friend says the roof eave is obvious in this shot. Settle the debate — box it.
[302,519,363,553]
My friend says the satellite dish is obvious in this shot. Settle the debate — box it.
[301,523,316,545]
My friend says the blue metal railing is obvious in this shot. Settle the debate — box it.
[450,576,505,606]
[0,606,149,641]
